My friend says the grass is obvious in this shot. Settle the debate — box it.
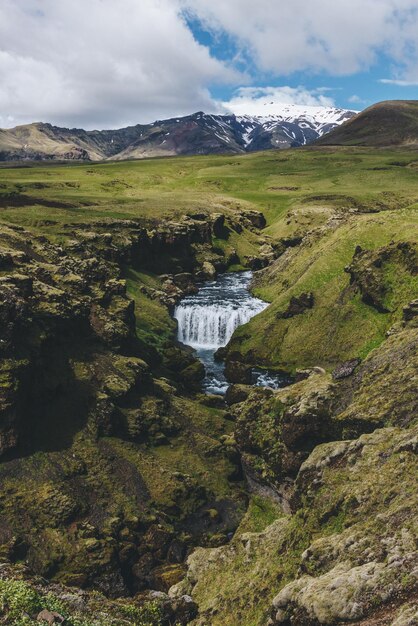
[0,577,163,625]
[1,146,417,370]
[236,495,283,535]
[0,147,416,232]
[125,268,176,353]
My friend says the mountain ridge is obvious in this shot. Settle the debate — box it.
[0,104,357,162]
[317,99,418,147]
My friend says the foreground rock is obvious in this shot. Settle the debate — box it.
[169,324,418,625]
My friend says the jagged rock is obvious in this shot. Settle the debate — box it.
[334,326,418,432]
[346,241,417,313]
[90,297,136,347]
[196,261,216,280]
[240,210,266,230]
[271,560,397,624]
[403,298,418,322]
[225,384,252,405]
[233,375,335,497]
[276,292,314,319]
[171,594,199,624]
[211,214,228,238]
[332,358,361,380]
[244,255,269,271]
[179,361,205,390]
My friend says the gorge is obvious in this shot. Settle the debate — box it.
[0,142,416,626]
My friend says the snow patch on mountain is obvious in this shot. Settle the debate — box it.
[0,103,358,162]
[195,103,357,152]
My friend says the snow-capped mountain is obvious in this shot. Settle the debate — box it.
[206,104,356,152]
[234,104,357,148]
[0,104,357,162]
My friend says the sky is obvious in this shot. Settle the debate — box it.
[1,0,418,129]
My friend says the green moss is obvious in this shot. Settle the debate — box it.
[186,424,418,625]
[0,577,163,626]
[126,268,176,353]
[237,495,283,535]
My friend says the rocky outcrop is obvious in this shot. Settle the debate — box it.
[276,292,314,319]
[332,358,361,380]
[403,298,418,322]
[333,325,418,434]
[0,216,249,599]
[172,322,417,625]
[346,242,417,313]
[172,414,418,626]
[232,373,335,509]
[269,424,418,625]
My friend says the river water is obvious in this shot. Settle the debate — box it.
[174,271,291,395]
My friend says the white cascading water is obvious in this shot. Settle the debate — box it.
[175,303,265,349]
[174,271,267,349]
[174,271,268,394]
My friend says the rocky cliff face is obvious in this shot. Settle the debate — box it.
[170,321,418,625]
[0,211,269,620]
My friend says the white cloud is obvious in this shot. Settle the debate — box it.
[183,0,418,77]
[222,86,336,117]
[0,0,238,129]
[2,0,418,129]
[379,79,418,86]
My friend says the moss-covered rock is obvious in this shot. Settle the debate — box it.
[0,218,247,597]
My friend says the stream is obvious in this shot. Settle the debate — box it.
[174,271,292,395]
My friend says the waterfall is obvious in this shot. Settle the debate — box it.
[173,272,291,395]
[174,302,265,349]
[174,271,268,351]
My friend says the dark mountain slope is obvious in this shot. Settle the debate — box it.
[0,106,356,162]
[317,99,418,147]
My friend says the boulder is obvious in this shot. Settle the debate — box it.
[37,609,65,624]
[332,358,361,380]
[224,360,252,384]
[225,384,252,405]
[196,261,216,281]
[241,210,267,229]
[179,361,205,391]
[403,298,418,322]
